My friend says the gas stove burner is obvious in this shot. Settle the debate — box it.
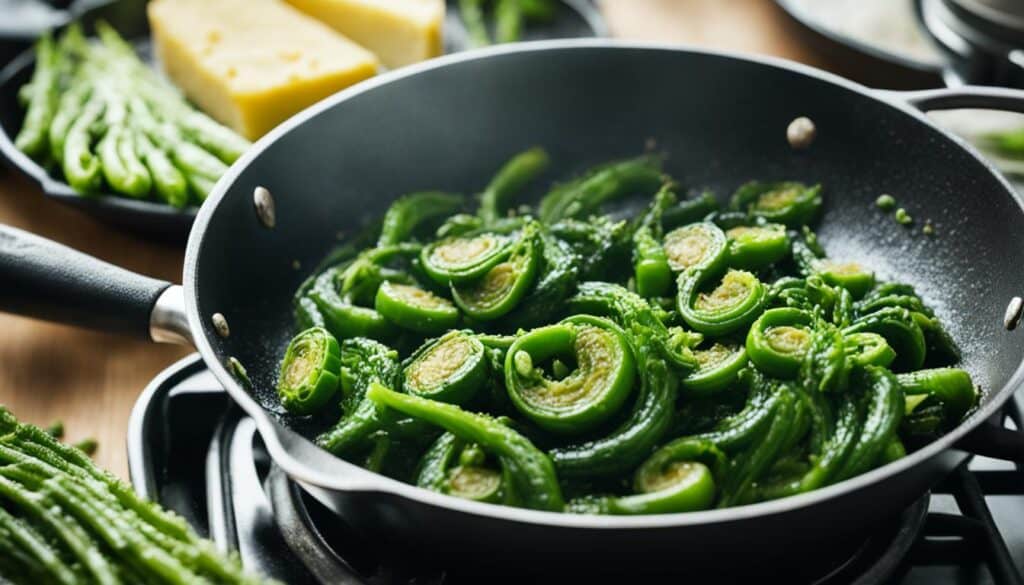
[128,355,1024,584]
[918,0,1024,86]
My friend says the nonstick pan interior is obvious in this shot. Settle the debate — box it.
[187,42,1024,496]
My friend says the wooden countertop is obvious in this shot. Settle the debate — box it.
[0,0,921,480]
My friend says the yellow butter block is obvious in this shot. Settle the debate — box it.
[285,0,444,69]
[148,0,380,140]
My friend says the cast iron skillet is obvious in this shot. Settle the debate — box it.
[4,40,1024,571]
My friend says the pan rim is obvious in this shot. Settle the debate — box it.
[184,38,1024,529]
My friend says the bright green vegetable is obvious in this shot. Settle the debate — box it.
[844,307,926,372]
[403,331,488,405]
[718,384,797,506]
[367,383,563,511]
[422,233,512,285]
[72,439,98,457]
[801,320,851,394]
[683,343,748,396]
[277,326,342,415]
[876,194,896,210]
[375,281,459,334]
[845,332,896,368]
[62,95,105,193]
[538,157,663,224]
[378,191,463,247]
[317,337,402,454]
[0,407,265,584]
[568,281,699,372]
[897,368,977,423]
[633,186,675,297]
[499,230,580,329]
[573,439,722,515]
[459,0,491,46]
[136,131,189,208]
[16,24,249,206]
[48,79,90,163]
[307,244,420,341]
[895,208,913,225]
[478,148,549,224]
[14,35,60,158]
[548,320,677,477]
[725,224,789,269]
[452,225,539,320]
[730,181,822,227]
[417,433,510,504]
[662,191,719,230]
[662,222,728,273]
[505,315,636,434]
[835,366,903,481]
[495,0,523,44]
[678,268,767,336]
[792,240,875,299]
[746,308,813,379]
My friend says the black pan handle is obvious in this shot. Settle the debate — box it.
[956,422,1024,463]
[886,85,1024,113]
[0,224,179,341]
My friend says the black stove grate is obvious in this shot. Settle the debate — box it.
[128,355,1024,585]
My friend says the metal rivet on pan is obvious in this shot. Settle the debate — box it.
[787,116,816,150]
[212,312,230,338]
[254,186,276,228]
[1004,297,1023,331]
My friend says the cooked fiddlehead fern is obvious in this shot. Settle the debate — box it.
[374,281,459,334]
[683,342,748,396]
[308,244,420,340]
[632,185,675,297]
[417,433,511,504]
[844,307,926,372]
[662,222,728,274]
[276,327,342,415]
[549,288,683,477]
[725,223,789,270]
[452,224,540,320]
[421,233,513,285]
[367,383,563,511]
[477,147,549,225]
[897,368,977,425]
[844,332,896,368]
[569,439,723,514]
[746,308,813,379]
[677,268,767,336]
[730,181,822,227]
[538,156,663,224]
[378,191,463,246]
[402,331,488,406]
[505,315,636,434]
[317,338,402,454]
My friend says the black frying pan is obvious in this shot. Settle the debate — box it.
[4,41,1024,573]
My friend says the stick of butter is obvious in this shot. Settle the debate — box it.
[148,0,380,140]
[285,0,445,69]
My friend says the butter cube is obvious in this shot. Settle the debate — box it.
[148,0,380,140]
[285,0,444,69]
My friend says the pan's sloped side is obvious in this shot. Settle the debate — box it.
[184,42,1024,563]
